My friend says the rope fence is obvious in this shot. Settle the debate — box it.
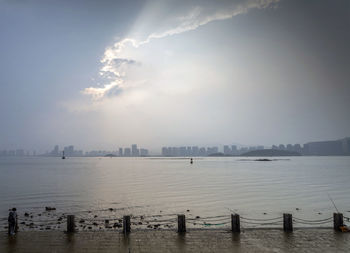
[2,211,348,233]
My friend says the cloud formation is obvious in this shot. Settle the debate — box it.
[83,0,280,99]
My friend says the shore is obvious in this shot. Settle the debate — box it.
[1,229,349,253]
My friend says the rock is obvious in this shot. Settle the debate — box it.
[113,223,122,228]
[296,208,300,211]
[140,216,144,220]
[93,222,98,226]
[20,221,25,225]
[45,207,56,211]
[38,214,41,216]
[94,215,98,218]
[105,219,109,224]
[186,209,190,212]
[79,219,85,223]
[263,213,267,215]
[196,216,200,219]
[138,222,142,225]
[24,212,30,217]
[88,226,92,229]
[147,225,152,228]
[108,208,113,211]
[45,227,51,230]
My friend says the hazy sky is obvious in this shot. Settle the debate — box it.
[1,0,349,152]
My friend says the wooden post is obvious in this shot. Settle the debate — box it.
[67,215,75,233]
[177,214,186,233]
[123,215,131,234]
[333,213,343,231]
[231,214,240,233]
[283,213,293,232]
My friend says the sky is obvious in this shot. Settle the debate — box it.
[0,0,349,153]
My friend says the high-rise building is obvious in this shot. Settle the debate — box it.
[231,145,237,155]
[119,148,123,157]
[192,146,199,156]
[223,145,231,155]
[140,149,149,156]
[131,144,139,156]
[179,147,186,156]
[162,147,169,156]
[52,145,59,156]
[199,147,206,156]
[124,148,131,156]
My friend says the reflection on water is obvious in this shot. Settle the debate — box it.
[0,156,349,224]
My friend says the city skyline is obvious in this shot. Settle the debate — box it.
[1,136,349,157]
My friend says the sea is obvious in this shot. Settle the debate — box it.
[0,156,349,230]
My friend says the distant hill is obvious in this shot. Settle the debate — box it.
[104,154,117,157]
[241,149,301,157]
[207,152,225,156]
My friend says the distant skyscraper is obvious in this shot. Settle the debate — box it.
[52,145,59,156]
[224,145,231,155]
[140,149,149,156]
[278,144,285,150]
[231,145,237,155]
[186,147,192,156]
[192,146,199,156]
[179,147,187,156]
[199,147,206,156]
[162,147,169,156]
[124,148,131,156]
[119,148,123,157]
[131,144,139,156]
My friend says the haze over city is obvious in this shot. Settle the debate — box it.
[1,0,349,153]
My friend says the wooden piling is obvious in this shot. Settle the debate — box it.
[67,215,75,233]
[333,213,343,231]
[177,214,186,233]
[123,215,131,234]
[231,214,240,233]
[283,213,293,232]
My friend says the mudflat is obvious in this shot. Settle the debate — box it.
[1,229,349,253]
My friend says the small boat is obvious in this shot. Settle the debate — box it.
[62,151,66,159]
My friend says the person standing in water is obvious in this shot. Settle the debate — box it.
[8,208,17,235]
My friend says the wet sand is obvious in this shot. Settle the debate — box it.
[1,229,349,253]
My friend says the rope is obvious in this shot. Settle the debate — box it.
[186,217,230,221]
[188,221,231,226]
[241,220,282,225]
[293,220,332,225]
[293,217,332,223]
[240,216,283,221]
[143,218,177,223]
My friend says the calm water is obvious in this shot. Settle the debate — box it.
[0,156,349,228]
